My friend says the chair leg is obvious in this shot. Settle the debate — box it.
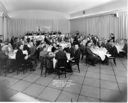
[17,69,19,75]
[57,69,60,79]
[77,64,80,73]
[113,58,116,65]
[85,58,88,66]
[45,68,47,77]
[23,67,25,74]
[64,70,66,78]
[4,67,7,77]
[58,74,60,79]
[40,67,43,76]
[81,54,84,60]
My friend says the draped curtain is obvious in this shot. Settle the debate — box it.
[7,18,70,38]
[0,14,9,40]
[70,10,127,39]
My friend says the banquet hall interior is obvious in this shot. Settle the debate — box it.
[0,0,127,102]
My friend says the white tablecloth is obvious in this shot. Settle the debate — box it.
[59,42,70,49]
[115,44,124,53]
[91,47,111,61]
[47,46,52,52]
[8,50,18,59]
[8,53,16,59]
[23,50,28,55]
[8,50,28,59]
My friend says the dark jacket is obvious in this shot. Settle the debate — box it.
[55,50,67,67]
[108,46,118,57]
[55,50,67,60]
[86,47,100,63]
[0,51,8,66]
[123,43,127,54]
[51,46,57,52]
[44,37,51,45]
[74,48,81,63]
[64,46,75,58]
[24,45,31,55]
[16,49,26,64]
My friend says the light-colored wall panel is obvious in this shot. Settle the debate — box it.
[70,11,127,39]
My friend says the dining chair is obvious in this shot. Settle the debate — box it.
[56,59,67,78]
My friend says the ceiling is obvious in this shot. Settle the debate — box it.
[0,0,114,14]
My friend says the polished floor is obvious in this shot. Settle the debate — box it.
[0,58,127,102]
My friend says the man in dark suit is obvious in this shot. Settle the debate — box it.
[64,43,75,58]
[55,46,67,67]
[16,44,26,64]
[73,44,81,63]
[55,46,73,73]
[73,34,79,45]
[86,42,100,66]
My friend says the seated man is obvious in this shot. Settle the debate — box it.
[28,43,37,68]
[86,42,100,66]
[72,44,81,63]
[16,44,26,67]
[55,46,72,73]
[79,43,86,60]
[16,44,33,71]
[64,43,75,58]
[55,46,67,67]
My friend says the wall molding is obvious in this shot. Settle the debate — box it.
[69,8,127,20]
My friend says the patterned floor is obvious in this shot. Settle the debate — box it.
[0,58,127,102]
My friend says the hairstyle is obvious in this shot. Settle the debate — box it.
[86,40,91,46]
[17,44,23,49]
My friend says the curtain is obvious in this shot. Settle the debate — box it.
[7,18,70,37]
[0,14,8,40]
[70,10,127,39]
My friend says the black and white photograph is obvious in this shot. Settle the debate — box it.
[0,0,127,102]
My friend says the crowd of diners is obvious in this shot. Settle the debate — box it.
[0,32,127,76]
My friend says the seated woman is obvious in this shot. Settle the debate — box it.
[86,42,100,66]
